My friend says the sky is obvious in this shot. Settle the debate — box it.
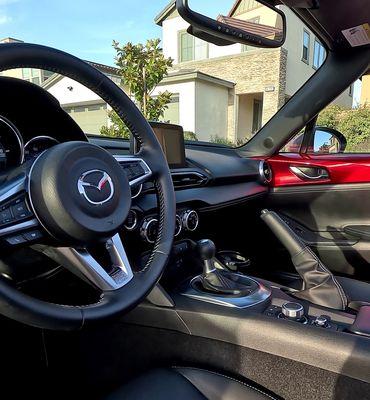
[0,0,173,65]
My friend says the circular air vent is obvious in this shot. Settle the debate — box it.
[259,161,272,184]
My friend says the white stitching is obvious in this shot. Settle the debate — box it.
[173,366,279,400]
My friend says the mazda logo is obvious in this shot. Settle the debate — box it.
[77,170,114,205]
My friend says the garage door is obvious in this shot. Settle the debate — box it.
[64,103,108,134]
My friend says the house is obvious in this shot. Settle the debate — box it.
[42,63,122,134]
[154,0,354,143]
[0,38,122,135]
[360,70,370,106]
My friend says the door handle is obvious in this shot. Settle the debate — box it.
[290,166,329,180]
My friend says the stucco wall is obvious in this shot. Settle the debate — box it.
[47,76,103,105]
[176,48,287,140]
[153,80,196,133]
[360,74,370,105]
[195,80,229,141]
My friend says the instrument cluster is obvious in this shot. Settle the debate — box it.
[0,115,60,170]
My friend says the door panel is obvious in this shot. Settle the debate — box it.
[269,153,370,187]
[266,153,370,280]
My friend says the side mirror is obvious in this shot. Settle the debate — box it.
[176,0,286,48]
[309,127,347,154]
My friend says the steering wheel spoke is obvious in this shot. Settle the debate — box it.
[51,234,134,291]
[113,155,153,187]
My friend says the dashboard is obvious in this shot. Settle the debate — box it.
[0,76,269,252]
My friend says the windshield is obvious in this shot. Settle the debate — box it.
[0,1,360,147]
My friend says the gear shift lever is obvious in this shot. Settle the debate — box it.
[196,239,256,296]
[197,239,217,274]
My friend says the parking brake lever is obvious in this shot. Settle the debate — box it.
[261,210,348,311]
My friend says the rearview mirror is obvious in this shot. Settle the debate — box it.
[176,0,286,48]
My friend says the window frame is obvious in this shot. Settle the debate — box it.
[302,29,310,64]
[178,30,209,63]
[313,38,326,70]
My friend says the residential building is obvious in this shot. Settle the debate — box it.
[154,0,354,142]
[0,38,54,85]
[43,62,122,134]
[0,38,122,134]
[360,70,370,106]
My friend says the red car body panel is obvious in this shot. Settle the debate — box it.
[268,153,370,187]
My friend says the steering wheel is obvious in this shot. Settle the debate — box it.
[0,43,176,330]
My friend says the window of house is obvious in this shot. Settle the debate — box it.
[31,77,40,85]
[302,30,310,63]
[313,39,326,69]
[179,31,208,62]
[179,32,194,62]
[22,68,30,79]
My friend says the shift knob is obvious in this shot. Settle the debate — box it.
[197,239,216,261]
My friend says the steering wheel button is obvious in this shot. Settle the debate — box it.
[6,235,27,245]
[11,202,31,219]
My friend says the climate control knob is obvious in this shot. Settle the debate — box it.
[182,210,199,232]
[281,302,305,320]
[140,218,158,244]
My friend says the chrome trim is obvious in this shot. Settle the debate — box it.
[0,218,39,236]
[175,214,182,237]
[131,183,143,199]
[182,210,199,232]
[124,209,138,231]
[23,135,59,154]
[0,115,24,164]
[0,175,27,204]
[140,218,158,244]
[171,171,208,187]
[290,166,329,181]
[258,160,272,184]
[281,302,305,319]
[113,155,152,187]
[77,169,115,205]
[52,234,133,291]
[181,275,271,309]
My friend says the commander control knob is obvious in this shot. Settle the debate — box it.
[281,302,305,320]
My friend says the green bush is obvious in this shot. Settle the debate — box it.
[183,131,198,141]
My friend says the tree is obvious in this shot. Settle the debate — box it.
[101,39,173,138]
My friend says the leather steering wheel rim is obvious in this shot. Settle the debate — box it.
[0,43,176,330]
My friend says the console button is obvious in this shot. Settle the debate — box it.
[23,230,43,242]
[313,315,330,328]
[11,202,31,220]
[6,235,27,245]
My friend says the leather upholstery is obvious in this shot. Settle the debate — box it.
[261,210,347,310]
[106,368,279,400]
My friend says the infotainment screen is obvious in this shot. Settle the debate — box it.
[149,122,187,169]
